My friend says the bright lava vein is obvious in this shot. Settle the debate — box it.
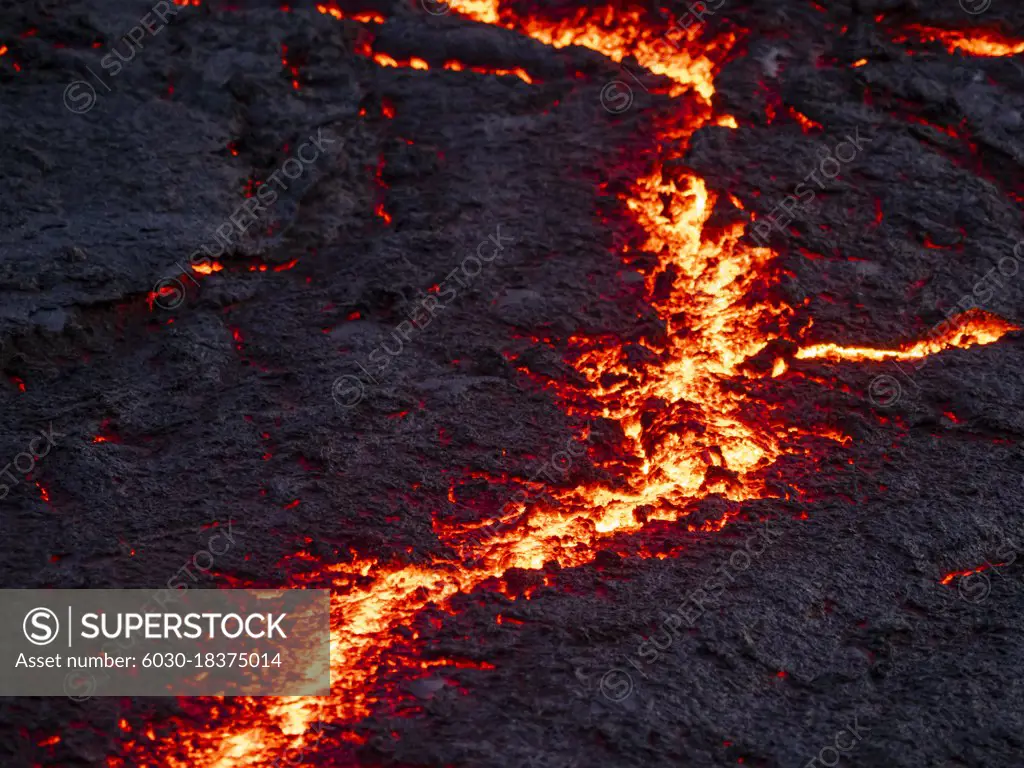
[121,4,1020,766]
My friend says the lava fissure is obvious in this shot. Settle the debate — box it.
[127,3,1019,766]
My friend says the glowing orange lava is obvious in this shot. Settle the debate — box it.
[316,3,385,24]
[940,564,991,585]
[796,311,1018,363]
[449,2,722,101]
[903,25,1024,57]
[370,50,533,82]
[192,261,224,275]
[125,4,1018,766]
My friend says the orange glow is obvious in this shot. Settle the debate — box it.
[940,561,1006,585]
[316,3,342,19]
[146,285,179,311]
[371,50,533,83]
[852,58,867,67]
[904,26,1024,57]
[443,59,534,82]
[795,311,1017,363]
[448,0,500,24]
[447,1,720,101]
[131,6,1020,766]
[352,11,385,23]
[788,107,822,132]
[273,258,300,272]
[315,3,384,23]
[192,261,223,275]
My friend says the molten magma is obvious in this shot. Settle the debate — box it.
[796,311,1018,363]
[449,1,719,101]
[127,5,1018,767]
[903,25,1024,57]
[372,51,534,83]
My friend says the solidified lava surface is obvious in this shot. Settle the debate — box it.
[2,0,1024,766]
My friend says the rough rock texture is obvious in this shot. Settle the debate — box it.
[1,0,1023,766]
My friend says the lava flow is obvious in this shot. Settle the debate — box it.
[122,4,1018,766]
[900,25,1024,57]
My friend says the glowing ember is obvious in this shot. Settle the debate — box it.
[192,262,224,275]
[371,50,533,83]
[443,60,534,82]
[788,107,822,132]
[127,5,1020,766]
[315,3,384,23]
[903,26,1024,57]
[940,560,1007,585]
